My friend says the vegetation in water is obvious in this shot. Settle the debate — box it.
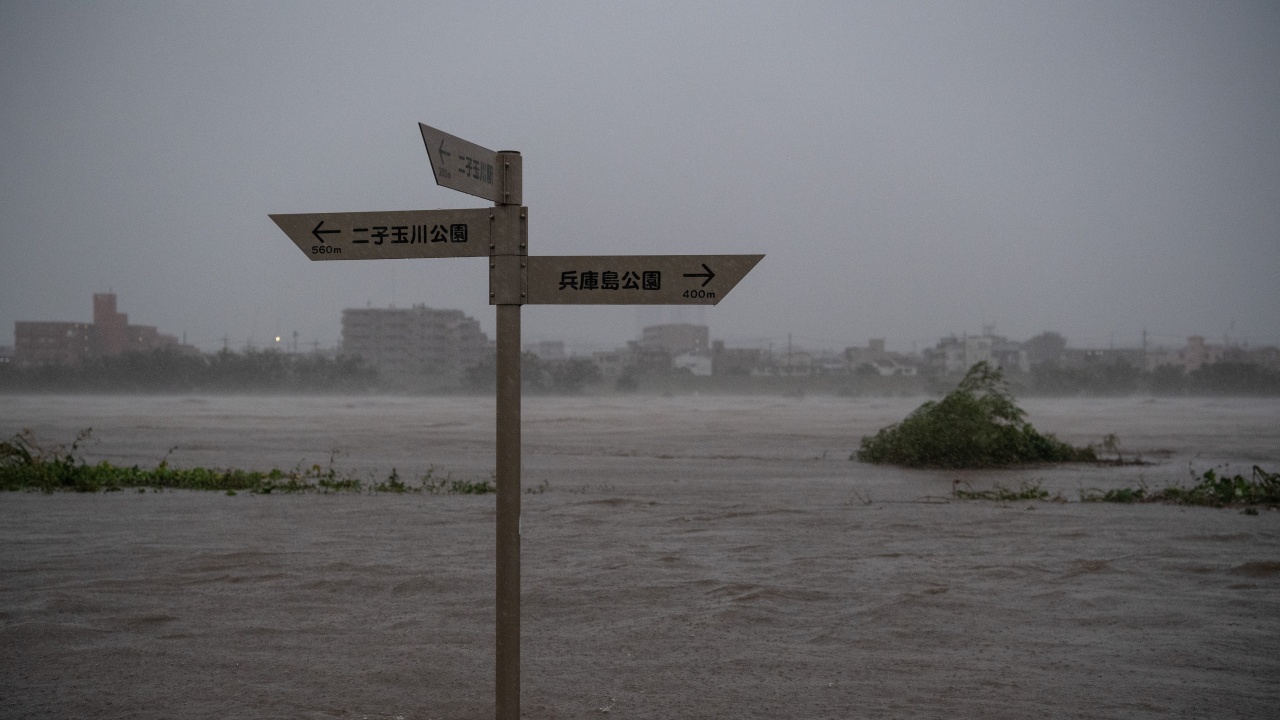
[950,465,1280,510]
[855,362,1095,468]
[1080,465,1280,508]
[0,428,500,495]
[951,480,1055,502]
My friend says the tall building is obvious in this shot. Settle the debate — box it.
[341,305,490,383]
[93,293,129,356]
[13,293,177,367]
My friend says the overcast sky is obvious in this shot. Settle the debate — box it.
[2,1,1277,355]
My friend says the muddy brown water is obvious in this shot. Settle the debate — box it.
[2,395,1278,718]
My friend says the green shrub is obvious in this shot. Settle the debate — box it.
[856,362,1095,468]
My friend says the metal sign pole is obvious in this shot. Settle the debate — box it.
[491,150,524,720]
[494,302,519,719]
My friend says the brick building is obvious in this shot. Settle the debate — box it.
[13,293,177,367]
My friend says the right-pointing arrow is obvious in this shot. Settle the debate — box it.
[683,263,716,287]
[525,254,763,306]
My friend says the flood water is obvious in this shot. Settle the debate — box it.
[2,394,1278,718]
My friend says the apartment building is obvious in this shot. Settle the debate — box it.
[341,305,490,382]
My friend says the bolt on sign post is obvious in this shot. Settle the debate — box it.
[271,123,763,720]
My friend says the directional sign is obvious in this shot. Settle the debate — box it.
[419,123,503,203]
[525,254,763,305]
[270,209,494,260]
[274,121,764,720]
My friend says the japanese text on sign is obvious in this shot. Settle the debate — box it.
[350,224,469,244]
[558,270,660,291]
[459,155,494,184]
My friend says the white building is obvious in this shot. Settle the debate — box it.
[341,305,490,382]
[673,352,712,376]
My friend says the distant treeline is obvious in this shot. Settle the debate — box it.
[463,351,602,394]
[0,347,378,393]
[0,347,604,395]
[1023,361,1280,396]
[590,361,1280,397]
[4,347,1278,396]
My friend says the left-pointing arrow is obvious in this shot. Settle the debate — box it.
[311,220,340,243]
[270,209,496,260]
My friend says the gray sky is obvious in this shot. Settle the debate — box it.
[2,1,1277,355]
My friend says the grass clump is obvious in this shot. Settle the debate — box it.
[1083,485,1149,503]
[416,467,496,495]
[952,480,1053,501]
[0,429,499,495]
[856,362,1095,468]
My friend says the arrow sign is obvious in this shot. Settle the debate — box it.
[270,209,495,260]
[311,220,340,243]
[525,254,763,305]
[684,263,715,287]
[419,123,503,203]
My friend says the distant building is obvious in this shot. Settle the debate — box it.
[778,350,813,376]
[870,359,918,376]
[341,305,490,383]
[1181,335,1223,373]
[710,341,761,376]
[13,322,95,367]
[13,293,178,367]
[525,340,566,360]
[629,341,674,374]
[1060,347,1147,371]
[963,335,995,371]
[844,338,887,370]
[931,331,1028,375]
[591,349,632,379]
[990,340,1029,374]
[1169,336,1280,373]
[812,351,849,375]
[639,323,708,356]
[1144,348,1183,372]
[93,293,129,356]
[1229,344,1280,372]
[673,352,712,376]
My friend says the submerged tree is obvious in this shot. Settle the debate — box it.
[855,362,1094,468]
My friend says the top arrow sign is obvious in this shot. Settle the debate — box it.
[419,123,503,203]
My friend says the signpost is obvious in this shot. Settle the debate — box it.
[271,123,762,720]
